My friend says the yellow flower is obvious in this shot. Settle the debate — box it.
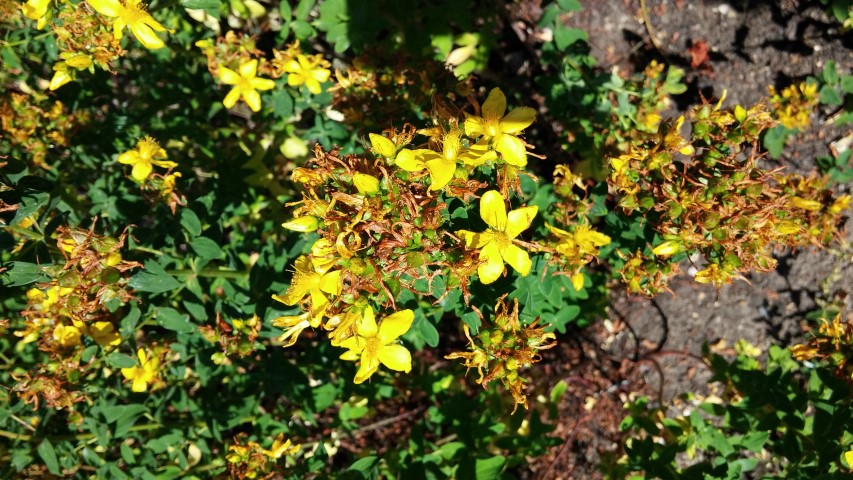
[87,321,122,347]
[53,323,82,347]
[264,434,300,460]
[463,87,536,166]
[283,54,331,95]
[49,62,74,91]
[272,255,341,314]
[121,348,160,392]
[219,59,276,112]
[159,172,181,199]
[694,263,734,286]
[457,190,538,284]
[339,306,414,384]
[22,0,51,29]
[395,131,496,191]
[87,0,169,50]
[790,343,818,361]
[271,312,318,348]
[547,224,611,259]
[118,136,177,182]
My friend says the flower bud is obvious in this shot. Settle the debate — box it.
[282,216,320,232]
[352,173,380,196]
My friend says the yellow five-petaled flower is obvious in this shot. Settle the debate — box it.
[283,54,331,95]
[121,348,160,392]
[118,136,177,182]
[339,306,414,384]
[219,59,276,113]
[87,0,169,49]
[457,190,538,284]
[273,255,341,317]
[464,88,536,167]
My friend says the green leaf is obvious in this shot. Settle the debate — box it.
[81,345,99,363]
[179,0,220,16]
[474,455,505,480]
[418,318,440,347]
[272,89,294,119]
[348,456,379,473]
[191,237,222,260]
[0,261,50,287]
[823,60,839,85]
[762,125,790,159]
[11,191,49,226]
[157,307,196,333]
[294,0,314,20]
[557,0,582,11]
[129,261,182,294]
[37,440,60,475]
[819,85,843,106]
[107,352,138,369]
[180,209,203,237]
[841,75,853,94]
[553,26,588,50]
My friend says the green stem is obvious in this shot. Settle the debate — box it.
[167,269,249,280]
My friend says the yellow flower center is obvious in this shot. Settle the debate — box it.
[484,117,501,137]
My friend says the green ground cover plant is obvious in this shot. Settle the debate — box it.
[1,0,852,478]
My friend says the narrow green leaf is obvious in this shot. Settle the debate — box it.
[37,439,60,475]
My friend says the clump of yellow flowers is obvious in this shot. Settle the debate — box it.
[768,81,819,130]
[198,33,330,113]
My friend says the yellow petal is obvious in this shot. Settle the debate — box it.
[357,305,378,338]
[131,161,153,181]
[463,115,486,138]
[318,269,341,296]
[251,77,276,91]
[482,87,506,119]
[378,344,412,372]
[505,205,537,239]
[378,309,414,343]
[426,157,456,191]
[843,449,853,467]
[305,79,322,94]
[571,272,585,291]
[500,106,536,133]
[311,67,331,83]
[239,59,258,78]
[22,0,50,21]
[218,67,241,85]
[479,190,507,231]
[243,89,262,112]
[353,351,380,384]
[394,149,426,171]
[222,87,241,108]
[87,0,121,17]
[457,230,492,249]
[369,133,396,158]
[495,133,527,167]
[478,241,504,284]
[130,22,164,49]
[501,243,532,276]
[49,68,73,91]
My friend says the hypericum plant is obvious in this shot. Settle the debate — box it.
[272,86,607,409]
[604,97,850,294]
[606,334,853,479]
